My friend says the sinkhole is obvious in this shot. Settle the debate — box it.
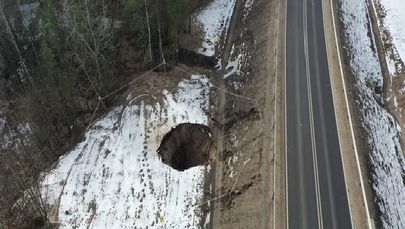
[157,123,217,171]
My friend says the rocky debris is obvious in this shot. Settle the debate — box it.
[367,78,384,106]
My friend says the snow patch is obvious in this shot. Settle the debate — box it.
[0,117,5,131]
[196,0,236,56]
[224,44,243,79]
[20,3,40,28]
[374,0,405,72]
[243,0,255,22]
[41,75,211,228]
[340,0,405,227]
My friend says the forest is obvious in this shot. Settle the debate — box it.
[0,0,197,227]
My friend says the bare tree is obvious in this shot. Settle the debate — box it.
[0,0,34,85]
[155,0,165,65]
[59,0,117,91]
[0,121,48,228]
[144,0,153,66]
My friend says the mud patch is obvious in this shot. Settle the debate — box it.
[157,123,217,171]
[178,48,217,69]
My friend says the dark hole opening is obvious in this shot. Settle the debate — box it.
[157,123,216,171]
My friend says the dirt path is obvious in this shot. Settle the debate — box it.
[210,0,243,228]
[47,167,73,226]
[322,0,376,228]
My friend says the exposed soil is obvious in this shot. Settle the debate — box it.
[178,48,217,69]
[206,0,284,228]
[119,36,146,74]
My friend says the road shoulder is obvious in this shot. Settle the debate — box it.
[322,0,376,228]
[211,0,284,228]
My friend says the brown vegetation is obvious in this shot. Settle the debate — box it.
[0,0,206,228]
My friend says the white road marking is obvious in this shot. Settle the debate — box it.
[297,30,309,229]
[285,0,289,227]
[303,0,324,228]
[273,0,282,228]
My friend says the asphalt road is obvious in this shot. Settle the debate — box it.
[285,0,353,228]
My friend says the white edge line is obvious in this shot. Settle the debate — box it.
[273,0,281,228]
[303,0,324,227]
[320,0,354,227]
[284,0,289,227]
[329,0,373,228]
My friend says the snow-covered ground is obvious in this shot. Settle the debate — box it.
[196,0,254,87]
[38,0,246,226]
[41,75,211,228]
[196,0,236,56]
[371,0,405,75]
[370,0,405,115]
[0,121,31,151]
[340,0,405,228]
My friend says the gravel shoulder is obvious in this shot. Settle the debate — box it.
[322,0,376,228]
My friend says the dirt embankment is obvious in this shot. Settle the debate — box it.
[125,0,283,227]
[366,0,405,153]
[207,0,284,228]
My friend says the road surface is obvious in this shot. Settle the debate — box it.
[285,0,353,228]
